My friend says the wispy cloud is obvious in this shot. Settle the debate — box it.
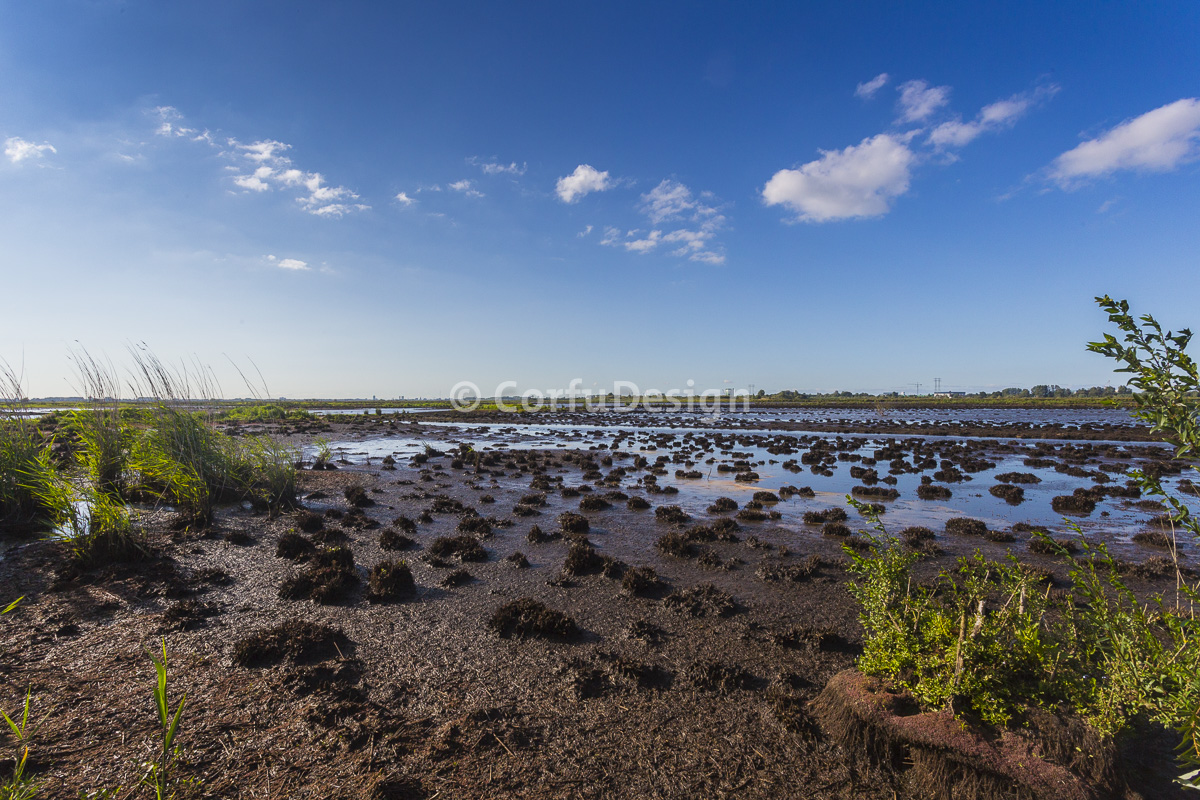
[929,85,1059,149]
[556,164,611,203]
[265,255,310,271]
[395,191,417,206]
[153,106,214,144]
[855,73,889,100]
[1048,98,1200,188]
[4,137,57,164]
[762,133,915,222]
[602,179,727,264]
[468,156,526,175]
[154,106,367,217]
[897,79,950,123]
[449,179,485,198]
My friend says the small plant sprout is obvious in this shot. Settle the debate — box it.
[2,596,22,615]
[1,687,38,800]
[141,639,190,800]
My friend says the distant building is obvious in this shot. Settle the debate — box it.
[932,391,966,398]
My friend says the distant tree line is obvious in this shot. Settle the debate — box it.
[756,385,1135,400]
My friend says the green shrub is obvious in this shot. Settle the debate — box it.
[65,408,130,496]
[66,350,129,495]
[845,297,1200,787]
[846,508,1200,738]
[219,403,312,422]
[26,452,146,567]
[0,365,49,525]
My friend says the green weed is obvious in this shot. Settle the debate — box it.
[140,639,192,800]
[1,688,38,800]
[0,363,50,526]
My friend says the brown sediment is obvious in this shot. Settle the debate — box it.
[0,416,1190,800]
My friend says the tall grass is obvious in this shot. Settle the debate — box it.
[26,451,145,567]
[240,435,299,513]
[65,350,128,496]
[125,347,297,524]
[0,362,50,526]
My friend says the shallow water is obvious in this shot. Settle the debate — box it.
[312,411,1194,560]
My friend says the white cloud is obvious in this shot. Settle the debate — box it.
[155,107,366,216]
[234,166,274,192]
[578,225,593,237]
[600,180,726,264]
[1049,98,1200,187]
[929,85,1058,149]
[624,230,662,252]
[762,133,915,222]
[265,255,310,271]
[395,191,416,206]
[238,139,290,162]
[4,137,57,164]
[468,157,526,175]
[897,80,950,122]
[555,164,611,203]
[855,73,889,100]
[224,136,368,215]
[690,250,725,265]
[449,179,485,198]
[639,179,710,223]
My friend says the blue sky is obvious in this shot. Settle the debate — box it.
[2,1,1198,398]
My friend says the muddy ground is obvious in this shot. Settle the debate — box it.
[0,416,1193,799]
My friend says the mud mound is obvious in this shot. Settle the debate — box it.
[945,517,988,537]
[621,566,668,597]
[757,555,822,584]
[663,584,737,617]
[489,597,580,641]
[428,535,487,562]
[686,660,761,694]
[379,528,416,551]
[707,497,739,513]
[367,560,417,602]
[562,542,624,578]
[656,531,695,558]
[852,486,900,501]
[439,568,473,587]
[579,495,611,511]
[558,512,590,534]
[527,524,561,544]
[295,510,324,533]
[803,507,848,525]
[654,505,691,524]
[1132,530,1171,548]
[279,547,358,604]
[1052,491,1097,515]
[276,532,316,561]
[823,522,852,538]
[1030,536,1080,556]
[995,472,1041,484]
[917,484,952,500]
[989,484,1026,504]
[900,527,935,546]
[233,620,352,667]
[811,669,1143,800]
[344,484,374,508]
